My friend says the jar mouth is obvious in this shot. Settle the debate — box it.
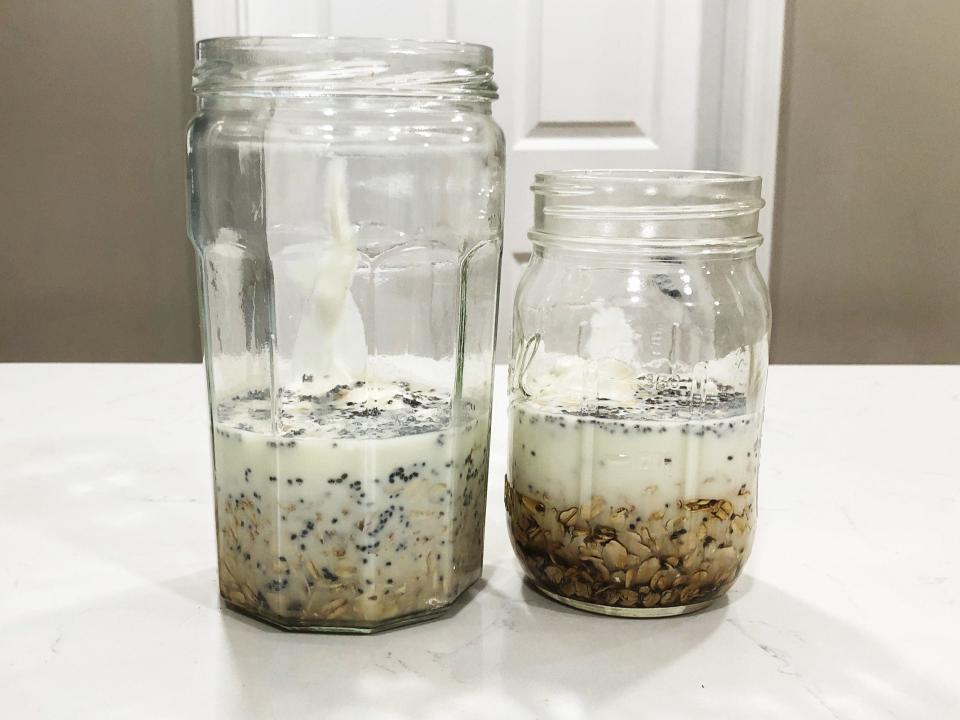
[530,169,764,247]
[193,36,497,100]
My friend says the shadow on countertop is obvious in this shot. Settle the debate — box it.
[212,569,957,719]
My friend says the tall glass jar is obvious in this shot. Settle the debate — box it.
[506,170,769,617]
[186,38,504,633]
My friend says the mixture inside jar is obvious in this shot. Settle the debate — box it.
[213,379,489,629]
[507,390,760,613]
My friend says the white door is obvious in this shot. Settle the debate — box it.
[193,0,784,357]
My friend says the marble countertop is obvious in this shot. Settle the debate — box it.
[1,364,958,719]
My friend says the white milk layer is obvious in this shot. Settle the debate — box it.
[510,402,761,515]
[510,347,762,512]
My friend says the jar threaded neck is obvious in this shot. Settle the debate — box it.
[193,36,497,100]
[530,170,763,250]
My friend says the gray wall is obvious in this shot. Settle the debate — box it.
[0,0,200,362]
[770,0,960,363]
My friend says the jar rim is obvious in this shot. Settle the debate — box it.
[532,169,762,206]
[530,169,764,248]
[193,36,497,100]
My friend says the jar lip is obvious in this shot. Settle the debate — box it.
[533,168,760,183]
[194,36,497,100]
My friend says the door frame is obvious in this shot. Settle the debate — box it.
[718,0,786,280]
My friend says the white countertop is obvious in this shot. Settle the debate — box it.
[1,364,958,719]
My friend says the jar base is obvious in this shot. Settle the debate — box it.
[221,594,467,634]
[532,583,718,618]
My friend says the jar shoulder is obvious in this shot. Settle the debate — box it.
[513,255,770,360]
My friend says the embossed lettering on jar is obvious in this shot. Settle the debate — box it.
[187,38,504,632]
[506,170,770,617]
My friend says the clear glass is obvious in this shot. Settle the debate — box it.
[506,170,770,617]
[186,37,504,633]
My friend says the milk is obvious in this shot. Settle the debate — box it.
[510,402,760,518]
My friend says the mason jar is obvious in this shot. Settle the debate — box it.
[186,38,504,632]
[506,170,769,617]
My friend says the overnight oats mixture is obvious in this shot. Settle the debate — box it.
[507,366,760,615]
[212,378,489,629]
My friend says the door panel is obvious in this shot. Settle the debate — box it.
[447,0,704,352]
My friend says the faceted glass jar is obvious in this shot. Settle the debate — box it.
[506,170,770,617]
[186,38,504,632]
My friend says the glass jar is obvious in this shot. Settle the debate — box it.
[186,38,504,633]
[506,170,769,617]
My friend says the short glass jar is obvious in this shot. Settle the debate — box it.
[187,38,504,632]
[506,170,770,616]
